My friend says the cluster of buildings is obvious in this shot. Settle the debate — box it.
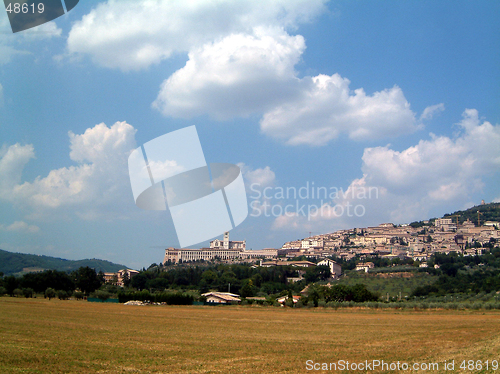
[160,212,499,278]
[280,218,500,263]
[162,232,343,281]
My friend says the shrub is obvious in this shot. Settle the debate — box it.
[57,290,69,300]
[484,302,495,310]
[23,288,33,298]
[73,291,84,300]
[326,301,340,309]
[470,302,482,310]
[295,300,304,308]
[94,290,111,301]
[45,288,56,300]
[0,287,6,296]
[13,288,23,297]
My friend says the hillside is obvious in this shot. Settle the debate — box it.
[443,202,500,225]
[0,249,128,276]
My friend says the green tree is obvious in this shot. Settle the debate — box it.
[45,287,56,300]
[130,272,148,290]
[97,270,105,284]
[57,290,69,300]
[95,290,111,301]
[73,267,101,295]
[122,271,131,287]
[350,284,378,302]
[23,287,33,298]
[326,284,351,302]
[251,273,263,288]
[308,285,321,307]
[4,276,18,296]
[73,291,84,300]
[240,279,255,298]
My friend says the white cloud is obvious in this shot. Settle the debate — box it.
[154,32,418,144]
[153,27,305,119]
[0,221,40,233]
[0,121,138,220]
[420,103,445,121]
[20,21,62,40]
[147,160,185,181]
[66,0,327,71]
[239,163,276,189]
[270,109,500,230]
[239,163,276,215]
[66,0,421,145]
[362,109,500,195]
[261,75,418,145]
[0,143,35,199]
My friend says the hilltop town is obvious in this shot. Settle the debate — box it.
[162,203,500,267]
[280,217,499,263]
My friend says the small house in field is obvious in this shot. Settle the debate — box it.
[355,262,375,273]
[202,292,241,304]
[276,295,301,305]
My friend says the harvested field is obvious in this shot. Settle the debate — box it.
[1,298,500,373]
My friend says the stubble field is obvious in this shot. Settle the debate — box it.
[1,298,500,373]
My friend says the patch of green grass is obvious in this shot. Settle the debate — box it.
[337,270,437,299]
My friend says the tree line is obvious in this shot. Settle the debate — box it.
[412,248,500,297]
[129,262,333,297]
[0,266,103,298]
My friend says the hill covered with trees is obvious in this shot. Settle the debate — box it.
[0,249,128,276]
[443,202,500,225]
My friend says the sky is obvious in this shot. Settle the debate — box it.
[0,0,499,269]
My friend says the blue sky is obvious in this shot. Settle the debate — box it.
[0,0,499,269]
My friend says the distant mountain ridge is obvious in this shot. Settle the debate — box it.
[0,249,128,276]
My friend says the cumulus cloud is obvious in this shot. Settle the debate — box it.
[420,103,445,121]
[239,163,276,189]
[260,75,418,145]
[0,121,138,220]
[153,31,418,144]
[363,109,500,195]
[153,27,305,119]
[0,221,40,233]
[66,0,326,71]
[270,109,500,230]
[0,143,35,198]
[66,0,422,145]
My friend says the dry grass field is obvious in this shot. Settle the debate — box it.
[1,298,500,373]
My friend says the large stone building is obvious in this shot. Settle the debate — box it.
[163,232,277,264]
[210,231,246,249]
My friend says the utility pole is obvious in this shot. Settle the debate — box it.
[228,283,231,293]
